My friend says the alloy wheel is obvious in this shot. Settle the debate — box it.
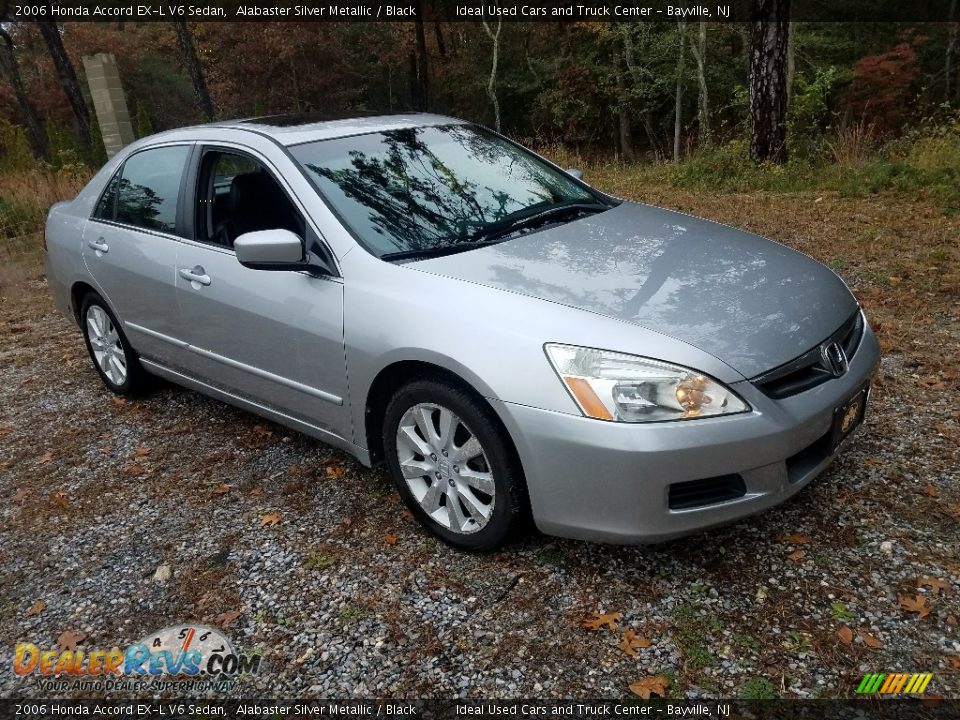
[395,402,496,534]
[86,305,128,386]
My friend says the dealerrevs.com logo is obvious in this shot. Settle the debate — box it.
[14,624,261,693]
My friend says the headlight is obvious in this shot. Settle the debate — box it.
[545,343,749,423]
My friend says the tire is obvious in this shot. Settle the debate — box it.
[383,378,527,551]
[80,293,149,396]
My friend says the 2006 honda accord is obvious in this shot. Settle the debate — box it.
[45,113,879,550]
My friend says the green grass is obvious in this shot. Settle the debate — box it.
[830,601,854,620]
[339,604,370,623]
[739,677,779,700]
[671,603,719,671]
[303,553,337,571]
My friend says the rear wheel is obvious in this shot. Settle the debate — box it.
[383,378,527,551]
[80,293,149,396]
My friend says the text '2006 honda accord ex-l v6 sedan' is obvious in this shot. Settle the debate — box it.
[44,113,879,550]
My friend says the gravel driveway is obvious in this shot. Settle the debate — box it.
[1,189,958,700]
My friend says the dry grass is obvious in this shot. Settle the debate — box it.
[0,167,90,281]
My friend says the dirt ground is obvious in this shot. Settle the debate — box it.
[1,187,958,699]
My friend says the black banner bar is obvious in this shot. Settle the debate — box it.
[1,0,957,23]
[2,699,959,719]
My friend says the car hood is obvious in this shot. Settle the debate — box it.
[410,201,858,379]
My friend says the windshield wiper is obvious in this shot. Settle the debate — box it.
[381,239,508,262]
[380,200,615,262]
[469,200,612,244]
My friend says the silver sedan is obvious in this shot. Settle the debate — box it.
[44,114,879,550]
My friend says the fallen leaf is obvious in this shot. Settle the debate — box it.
[123,464,146,475]
[579,611,622,632]
[252,424,273,437]
[788,549,807,562]
[133,447,152,457]
[400,509,414,520]
[289,464,302,476]
[248,486,263,497]
[384,533,398,546]
[49,492,69,510]
[111,397,127,407]
[888,276,902,285]
[858,630,883,649]
[947,654,960,670]
[57,630,86,652]
[99,445,112,454]
[325,462,345,479]
[39,451,54,464]
[0,425,11,436]
[11,488,28,503]
[260,512,282,527]
[629,674,670,700]
[25,600,46,617]
[777,532,813,544]
[213,609,242,629]
[837,625,854,646]
[918,485,940,498]
[618,628,652,657]
[211,483,232,496]
[918,577,951,595]
[899,594,932,619]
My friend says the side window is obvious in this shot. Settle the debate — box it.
[197,150,306,247]
[93,171,120,221]
[114,145,190,234]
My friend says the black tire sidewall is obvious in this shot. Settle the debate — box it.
[383,379,524,551]
[80,293,141,396]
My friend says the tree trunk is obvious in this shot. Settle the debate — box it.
[674,21,687,164]
[613,49,635,162]
[786,21,796,107]
[481,18,503,132]
[172,20,214,120]
[689,21,710,146]
[948,0,958,102]
[434,22,447,59]
[0,29,48,160]
[412,7,429,110]
[37,18,91,149]
[749,0,791,164]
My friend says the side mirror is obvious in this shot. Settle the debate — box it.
[566,168,584,181]
[235,229,307,271]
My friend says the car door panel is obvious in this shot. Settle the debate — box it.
[173,243,348,434]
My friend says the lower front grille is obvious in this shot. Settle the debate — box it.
[753,311,865,399]
[785,430,832,483]
[669,474,747,510]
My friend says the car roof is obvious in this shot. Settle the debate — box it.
[205,112,466,147]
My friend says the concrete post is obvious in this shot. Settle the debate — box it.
[82,53,135,159]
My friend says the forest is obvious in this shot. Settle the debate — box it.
[0,17,958,163]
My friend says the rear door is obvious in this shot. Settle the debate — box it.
[172,146,349,436]
[82,144,193,364]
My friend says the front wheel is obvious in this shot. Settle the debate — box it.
[383,378,527,551]
[80,293,149,396]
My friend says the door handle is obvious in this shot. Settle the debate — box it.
[87,238,109,254]
[179,266,211,286]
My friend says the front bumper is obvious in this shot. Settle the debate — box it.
[492,323,881,543]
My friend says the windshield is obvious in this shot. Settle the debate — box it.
[289,124,600,258]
